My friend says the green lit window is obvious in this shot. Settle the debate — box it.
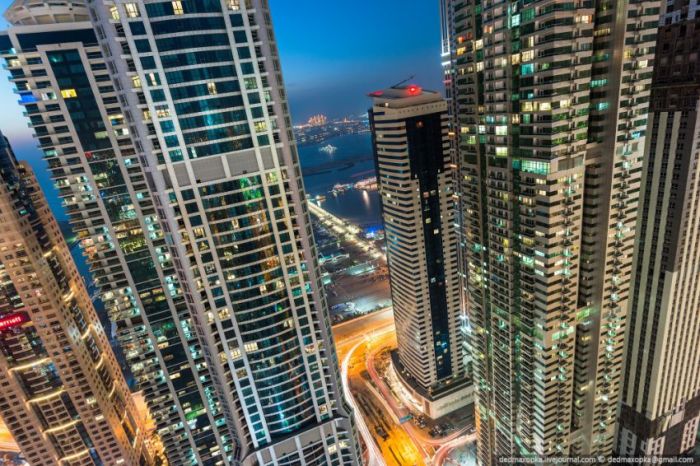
[510,14,520,27]
[521,160,550,175]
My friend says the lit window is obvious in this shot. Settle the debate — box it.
[60,89,77,98]
[244,78,257,90]
[495,147,508,157]
[207,82,217,95]
[132,75,141,88]
[172,1,183,14]
[110,6,120,20]
[227,0,240,10]
[495,125,507,136]
[124,3,140,18]
[155,106,170,118]
[254,121,267,133]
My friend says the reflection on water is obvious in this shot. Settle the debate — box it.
[298,132,383,229]
[318,189,382,228]
[362,190,370,208]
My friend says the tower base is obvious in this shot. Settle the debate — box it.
[388,350,473,419]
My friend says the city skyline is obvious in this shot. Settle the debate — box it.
[0,0,443,229]
[0,0,699,464]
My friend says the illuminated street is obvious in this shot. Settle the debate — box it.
[308,200,386,263]
[333,309,476,466]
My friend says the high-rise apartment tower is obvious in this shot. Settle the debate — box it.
[369,85,472,419]
[0,131,155,466]
[0,0,359,465]
[617,1,700,456]
[441,0,660,462]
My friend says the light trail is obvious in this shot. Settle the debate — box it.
[433,432,477,466]
[341,328,393,466]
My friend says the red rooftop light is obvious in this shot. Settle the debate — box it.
[406,85,421,96]
[369,90,384,97]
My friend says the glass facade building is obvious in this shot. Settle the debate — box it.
[441,0,660,462]
[1,0,359,465]
[0,131,155,466]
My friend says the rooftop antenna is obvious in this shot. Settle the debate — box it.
[390,75,415,89]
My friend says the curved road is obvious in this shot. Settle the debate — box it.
[366,347,470,447]
[341,330,392,466]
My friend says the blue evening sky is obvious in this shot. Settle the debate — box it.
[0,0,442,218]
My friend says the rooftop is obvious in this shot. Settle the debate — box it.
[368,84,444,108]
[4,0,88,26]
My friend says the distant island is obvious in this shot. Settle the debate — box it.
[294,115,369,147]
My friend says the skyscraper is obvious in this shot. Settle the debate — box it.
[369,85,472,419]
[0,1,359,465]
[617,2,700,456]
[441,0,660,462]
[0,131,155,466]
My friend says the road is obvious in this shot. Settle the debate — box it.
[339,322,426,466]
[308,200,386,263]
[333,309,476,466]
[333,307,394,356]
